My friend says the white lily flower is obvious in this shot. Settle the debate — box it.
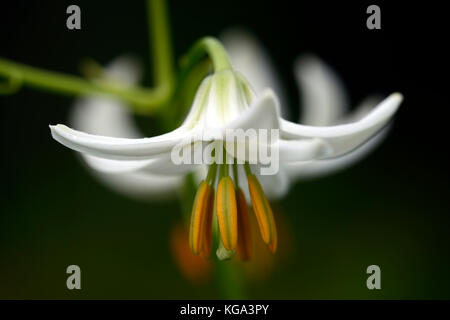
[67,37,401,200]
[50,41,402,257]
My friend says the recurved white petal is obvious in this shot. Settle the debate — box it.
[278,138,328,162]
[283,125,391,180]
[49,124,194,160]
[337,95,383,124]
[295,55,349,126]
[280,92,402,158]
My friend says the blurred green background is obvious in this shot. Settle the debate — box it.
[1,1,449,299]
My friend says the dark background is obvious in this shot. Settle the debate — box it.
[0,1,449,299]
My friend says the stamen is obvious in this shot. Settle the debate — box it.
[247,172,277,253]
[236,187,251,260]
[189,181,212,255]
[216,165,238,251]
[200,186,214,258]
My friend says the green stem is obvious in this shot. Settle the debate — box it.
[147,0,175,95]
[0,0,176,115]
[215,260,246,299]
[0,57,168,114]
[181,37,232,73]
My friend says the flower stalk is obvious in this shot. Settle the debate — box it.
[0,57,171,113]
[180,37,232,75]
[0,0,176,114]
[147,0,175,96]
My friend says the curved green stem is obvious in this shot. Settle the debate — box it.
[181,37,232,73]
[198,37,232,71]
[0,57,168,114]
[0,68,22,94]
[0,0,176,115]
[147,0,175,95]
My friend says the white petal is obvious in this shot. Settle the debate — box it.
[283,125,391,180]
[81,155,157,173]
[141,152,202,175]
[49,124,193,160]
[295,55,349,126]
[103,55,142,86]
[337,95,383,124]
[220,28,288,117]
[227,89,281,131]
[193,165,209,185]
[70,96,140,139]
[234,164,289,202]
[279,138,328,162]
[257,166,290,199]
[193,70,249,128]
[226,90,328,163]
[88,168,183,201]
[280,93,403,158]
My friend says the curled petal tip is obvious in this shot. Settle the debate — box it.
[374,92,403,118]
[391,92,404,103]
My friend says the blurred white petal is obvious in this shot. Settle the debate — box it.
[70,96,140,138]
[233,164,289,201]
[103,55,143,86]
[88,168,183,201]
[295,54,349,126]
